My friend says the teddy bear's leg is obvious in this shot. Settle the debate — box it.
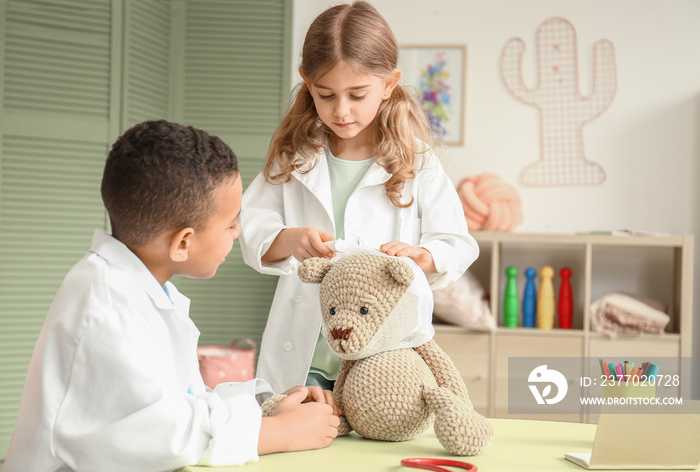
[334,359,356,436]
[414,340,471,404]
[424,387,494,456]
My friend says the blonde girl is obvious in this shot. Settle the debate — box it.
[240,1,478,394]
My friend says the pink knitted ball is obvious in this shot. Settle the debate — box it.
[457,173,523,231]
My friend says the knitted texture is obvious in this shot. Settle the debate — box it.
[260,394,285,417]
[298,254,494,456]
[300,253,414,358]
[342,349,436,441]
[424,386,494,456]
[414,340,471,403]
[457,173,523,231]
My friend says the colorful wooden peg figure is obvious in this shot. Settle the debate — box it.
[558,267,573,329]
[537,266,555,330]
[522,267,537,327]
[503,266,518,327]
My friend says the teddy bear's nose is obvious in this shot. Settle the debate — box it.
[331,327,353,340]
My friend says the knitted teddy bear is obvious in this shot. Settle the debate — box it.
[294,251,494,456]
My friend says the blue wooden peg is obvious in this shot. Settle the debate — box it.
[523,267,537,327]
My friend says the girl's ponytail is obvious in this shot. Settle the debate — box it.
[264,83,326,183]
[373,84,434,207]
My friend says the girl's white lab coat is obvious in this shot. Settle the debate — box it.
[4,230,272,472]
[240,149,478,394]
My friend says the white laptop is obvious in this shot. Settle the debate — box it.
[565,404,700,470]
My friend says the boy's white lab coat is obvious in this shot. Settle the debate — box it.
[4,230,272,472]
[240,149,478,394]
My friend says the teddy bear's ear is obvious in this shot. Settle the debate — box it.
[298,257,333,284]
[386,258,415,286]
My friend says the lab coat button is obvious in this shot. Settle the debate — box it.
[283,341,293,351]
[294,291,305,303]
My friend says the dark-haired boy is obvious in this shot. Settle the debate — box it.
[4,120,339,471]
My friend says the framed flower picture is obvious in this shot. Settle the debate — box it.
[398,45,466,145]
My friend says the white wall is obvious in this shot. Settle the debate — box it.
[291,1,700,364]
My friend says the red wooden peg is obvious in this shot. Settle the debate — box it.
[558,267,573,329]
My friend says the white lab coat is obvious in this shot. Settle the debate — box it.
[4,230,273,472]
[240,148,478,394]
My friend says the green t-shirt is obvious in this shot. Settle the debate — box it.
[325,148,374,239]
[308,148,373,381]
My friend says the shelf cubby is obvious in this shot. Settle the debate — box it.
[434,231,694,422]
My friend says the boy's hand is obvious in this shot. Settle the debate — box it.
[258,387,340,454]
[262,227,335,263]
[284,385,342,416]
[380,241,437,273]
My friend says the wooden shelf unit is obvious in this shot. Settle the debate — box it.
[434,231,694,422]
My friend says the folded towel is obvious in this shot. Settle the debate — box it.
[433,271,495,331]
[590,292,670,335]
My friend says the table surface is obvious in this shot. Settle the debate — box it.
[180,417,700,472]
[180,418,605,472]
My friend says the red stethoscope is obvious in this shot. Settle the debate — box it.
[401,458,478,472]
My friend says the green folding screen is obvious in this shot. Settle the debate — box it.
[0,0,290,457]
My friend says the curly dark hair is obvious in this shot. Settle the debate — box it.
[101,120,239,246]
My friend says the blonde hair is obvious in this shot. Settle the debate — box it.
[264,1,433,207]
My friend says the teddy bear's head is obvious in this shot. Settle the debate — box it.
[298,252,433,360]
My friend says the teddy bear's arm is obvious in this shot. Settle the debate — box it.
[334,359,354,403]
[260,393,286,417]
[414,339,472,406]
[333,359,356,436]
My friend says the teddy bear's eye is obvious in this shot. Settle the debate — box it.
[329,307,336,316]
[360,306,369,315]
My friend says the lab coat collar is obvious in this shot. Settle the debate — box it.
[89,229,189,312]
[292,149,391,198]
[291,150,333,220]
[355,160,391,189]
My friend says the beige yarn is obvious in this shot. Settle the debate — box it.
[457,173,523,231]
[296,254,494,456]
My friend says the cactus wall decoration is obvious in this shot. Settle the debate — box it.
[501,17,617,187]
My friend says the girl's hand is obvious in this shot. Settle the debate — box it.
[380,241,437,273]
[261,227,335,263]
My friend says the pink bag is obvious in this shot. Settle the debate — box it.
[197,338,256,388]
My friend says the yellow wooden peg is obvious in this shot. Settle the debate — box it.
[537,265,555,329]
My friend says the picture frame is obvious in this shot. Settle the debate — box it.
[398,45,467,145]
